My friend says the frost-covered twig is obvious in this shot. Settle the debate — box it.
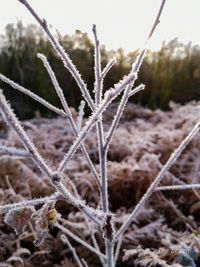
[53,182,104,226]
[104,0,166,150]
[114,121,200,242]
[104,82,145,150]
[101,58,116,80]
[105,0,166,150]
[0,74,67,118]
[0,90,52,177]
[55,223,106,259]
[61,234,84,267]
[93,24,102,105]
[77,100,85,132]
[37,53,101,189]
[155,184,200,191]
[0,92,104,226]
[92,24,108,213]
[57,72,136,173]
[93,24,115,266]
[37,53,70,115]
[81,258,89,267]
[0,145,30,157]
[65,176,105,266]
[0,193,59,214]
[128,84,145,98]
[114,236,123,265]
[17,0,95,111]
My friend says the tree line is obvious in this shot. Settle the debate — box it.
[0,21,200,119]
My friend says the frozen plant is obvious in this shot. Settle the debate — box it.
[1,0,200,266]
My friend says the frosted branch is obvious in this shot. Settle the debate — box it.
[38,54,101,190]
[0,74,67,118]
[0,145,30,157]
[65,176,105,266]
[37,53,69,115]
[81,259,89,267]
[0,92,102,224]
[61,234,84,267]
[155,184,200,191]
[93,24,102,105]
[55,223,106,259]
[92,25,108,214]
[101,59,116,80]
[128,84,145,98]
[0,193,59,214]
[0,90,52,177]
[114,236,123,265]
[56,183,104,226]
[104,0,166,151]
[18,0,95,111]
[58,72,136,173]
[77,100,85,132]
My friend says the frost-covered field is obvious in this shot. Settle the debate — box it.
[0,102,200,266]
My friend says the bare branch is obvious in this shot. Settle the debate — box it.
[0,193,59,214]
[55,223,106,259]
[0,74,67,118]
[0,145,30,157]
[77,100,85,132]
[101,59,116,80]
[155,184,200,191]
[37,53,101,190]
[37,53,70,115]
[57,72,137,173]
[0,90,52,177]
[61,234,84,267]
[17,0,95,111]
[104,0,166,151]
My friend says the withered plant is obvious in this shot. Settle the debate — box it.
[1,0,200,266]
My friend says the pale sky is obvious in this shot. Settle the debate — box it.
[1,0,200,53]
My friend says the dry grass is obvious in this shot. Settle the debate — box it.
[0,102,200,266]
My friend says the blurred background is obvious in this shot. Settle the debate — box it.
[0,0,200,119]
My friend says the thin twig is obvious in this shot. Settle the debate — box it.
[0,193,59,214]
[61,234,84,267]
[81,258,89,267]
[155,184,200,191]
[18,0,95,111]
[0,91,103,225]
[0,90,52,177]
[77,100,85,132]
[128,84,145,98]
[104,0,166,150]
[0,74,67,118]
[65,176,105,266]
[92,24,108,213]
[57,72,136,173]
[114,236,123,265]
[55,223,106,259]
[37,53,101,190]
[100,59,116,80]
[37,53,70,115]
[0,145,30,157]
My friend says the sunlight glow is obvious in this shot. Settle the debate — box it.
[1,0,200,53]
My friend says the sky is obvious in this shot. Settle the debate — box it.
[0,0,200,53]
